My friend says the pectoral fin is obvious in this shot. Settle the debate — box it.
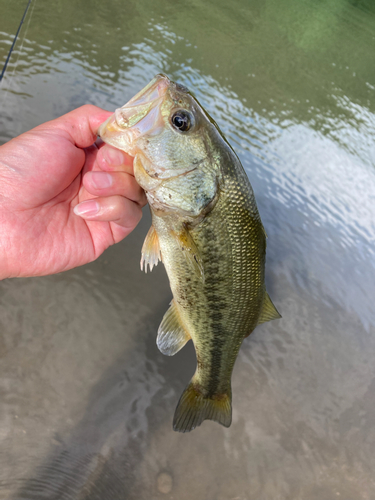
[257,292,282,325]
[174,225,204,280]
[157,300,191,356]
[140,225,162,273]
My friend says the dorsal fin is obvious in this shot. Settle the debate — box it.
[140,225,162,273]
[257,292,281,325]
[157,300,191,356]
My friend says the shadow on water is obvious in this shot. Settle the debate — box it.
[9,305,196,499]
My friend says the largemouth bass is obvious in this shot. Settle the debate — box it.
[98,74,281,432]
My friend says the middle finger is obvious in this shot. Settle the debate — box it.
[96,143,134,174]
[83,171,147,206]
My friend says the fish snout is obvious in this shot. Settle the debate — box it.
[98,74,170,153]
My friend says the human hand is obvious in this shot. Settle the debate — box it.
[0,105,146,279]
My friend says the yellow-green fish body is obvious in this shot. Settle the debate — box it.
[98,74,280,432]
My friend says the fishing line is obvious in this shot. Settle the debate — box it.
[0,0,33,83]
[0,0,37,117]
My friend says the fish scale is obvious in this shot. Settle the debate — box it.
[98,73,281,432]
[152,157,265,411]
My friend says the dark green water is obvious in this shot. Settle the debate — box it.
[1,0,375,498]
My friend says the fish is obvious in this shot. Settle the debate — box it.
[98,74,281,432]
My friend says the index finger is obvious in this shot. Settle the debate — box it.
[96,144,134,175]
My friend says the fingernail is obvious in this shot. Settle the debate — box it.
[74,200,100,217]
[91,172,113,189]
[102,147,124,165]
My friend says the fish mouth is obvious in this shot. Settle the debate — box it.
[98,74,171,154]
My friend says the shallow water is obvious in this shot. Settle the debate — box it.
[1,0,375,498]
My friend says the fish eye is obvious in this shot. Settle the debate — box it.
[171,110,193,132]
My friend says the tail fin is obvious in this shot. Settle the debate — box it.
[173,381,232,433]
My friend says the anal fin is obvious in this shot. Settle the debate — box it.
[157,300,191,356]
[141,225,162,273]
[257,291,282,325]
